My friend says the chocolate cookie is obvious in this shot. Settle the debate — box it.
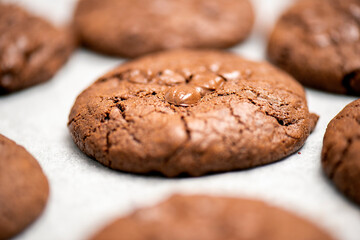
[0,134,49,240]
[73,0,254,58]
[268,0,360,95]
[322,99,360,205]
[90,195,335,240]
[0,3,75,94]
[68,49,318,177]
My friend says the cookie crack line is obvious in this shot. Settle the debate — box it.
[161,115,191,166]
[197,88,299,128]
[242,87,301,126]
[219,91,302,131]
[180,115,191,142]
[227,101,250,141]
[102,102,144,158]
[228,102,245,127]
[245,96,296,127]
[114,105,142,144]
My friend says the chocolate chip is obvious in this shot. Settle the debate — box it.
[220,70,241,80]
[154,69,185,85]
[124,69,149,84]
[164,85,201,106]
[190,71,224,90]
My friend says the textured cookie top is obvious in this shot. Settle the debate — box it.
[0,3,74,93]
[0,134,49,240]
[322,99,360,205]
[74,0,254,57]
[69,49,318,177]
[268,0,360,94]
[90,195,335,240]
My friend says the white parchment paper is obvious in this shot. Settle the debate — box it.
[1,0,359,239]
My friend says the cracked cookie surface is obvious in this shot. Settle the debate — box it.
[322,99,360,205]
[268,0,360,95]
[90,195,335,240]
[0,3,75,94]
[0,134,49,240]
[73,0,254,58]
[68,49,318,177]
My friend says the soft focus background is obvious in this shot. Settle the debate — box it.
[0,0,359,239]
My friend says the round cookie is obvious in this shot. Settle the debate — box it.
[73,0,254,58]
[0,3,75,94]
[68,49,318,177]
[322,99,360,205]
[90,195,335,240]
[0,134,49,240]
[268,0,360,95]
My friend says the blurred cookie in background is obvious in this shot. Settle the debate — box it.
[73,0,254,58]
[268,0,360,95]
[322,99,360,206]
[0,134,49,240]
[0,3,75,94]
[89,195,336,240]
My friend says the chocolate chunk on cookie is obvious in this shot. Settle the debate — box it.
[322,99,360,205]
[268,0,360,95]
[0,134,49,240]
[73,0,254,58]
[0,3,75,94]
[68,49,318,177]
[90,195,335,240]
